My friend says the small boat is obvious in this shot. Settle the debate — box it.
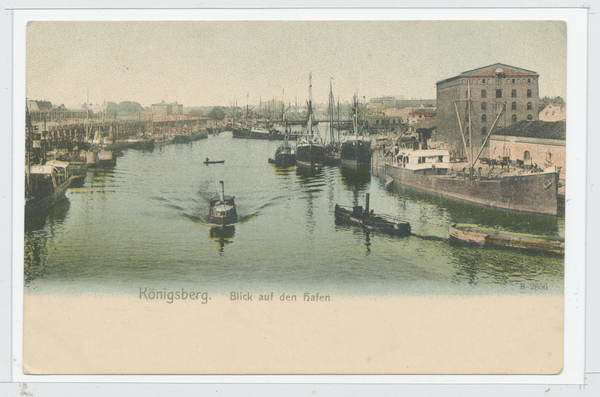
[334,193,411,237]
[207,181,238,226]
[204,158,225,165]
[447,224,564,255]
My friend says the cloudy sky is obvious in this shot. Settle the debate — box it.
[26,20,567,108]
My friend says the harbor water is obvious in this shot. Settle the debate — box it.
[24,132,565,297]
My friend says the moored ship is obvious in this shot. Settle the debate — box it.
[340,95,371,169]
[372,138,560,216]
[295,73,325,170]
[340,138,371,169]
[25,161,72,216]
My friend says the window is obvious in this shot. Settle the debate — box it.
[527,89,532,98]
[527,102,532,110]
[481,90,486,98]
[511,102,517,110]
[481,126,487,135]
[512,79,516,83]
[481,102,487,110]
[527,114,533,120]
[482,79,486,83]
[481,114,487,123]
[496,90,502,98]
[511,89,517,98]
[527,78,531,83]
[511,114,517,123]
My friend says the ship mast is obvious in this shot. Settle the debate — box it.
[468,79,473,177]
[308,72,313,139]
[328,77,335,143]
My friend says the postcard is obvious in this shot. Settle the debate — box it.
[12,8,587,381]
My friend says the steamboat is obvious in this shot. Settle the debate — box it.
[207,181,238,226]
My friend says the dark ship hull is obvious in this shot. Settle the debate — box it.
[334,204,411,237]
[340,139,371,169]
[295,143,326,170]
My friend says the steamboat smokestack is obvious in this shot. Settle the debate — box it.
[219,181,225,202]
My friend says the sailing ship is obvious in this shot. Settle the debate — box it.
[340,94,371,169]
[207,181,238,226]
[295,73,326,170]
[372,82,560,216]
[322,78,341,166]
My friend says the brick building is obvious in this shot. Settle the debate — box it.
[489,120,566,182]
[433,63,540,157]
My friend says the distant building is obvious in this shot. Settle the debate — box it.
[539,103,566,122]
[489,120,566,182]
[407,108,436,125]
[27,100,53,112]
[151,101,183,118]
[368,97,398,111]
[434,63,540,156]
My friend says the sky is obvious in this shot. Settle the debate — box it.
[26,20,567,109]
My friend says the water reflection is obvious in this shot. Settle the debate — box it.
[24,199,70,286]
[23,136,565,296]
[209,226,235,255]
[449,242,564,286]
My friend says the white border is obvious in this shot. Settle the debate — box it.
[11,7,587,385]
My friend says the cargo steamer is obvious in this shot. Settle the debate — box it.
[373,147,559,216]
[340,138,371,169]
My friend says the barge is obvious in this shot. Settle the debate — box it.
[447,224,564,255]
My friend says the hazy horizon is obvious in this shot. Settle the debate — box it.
[26,20,567,109]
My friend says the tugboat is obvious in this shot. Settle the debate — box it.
[334,193,411,237]
[207,181,238,226]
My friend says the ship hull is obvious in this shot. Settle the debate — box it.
[25,177,71,216]
[383,164,559,216]
[232,128,285,140]
[275,152,296,168]
[296,144,326,170]
[340,140,371,169]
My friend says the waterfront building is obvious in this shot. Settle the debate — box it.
[489,120,566,183]
[434,63,540,157]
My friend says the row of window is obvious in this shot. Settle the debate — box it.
[478,114,533,126]
[480,102,533,111]
[463,78,533,84]
[476,89,533,99]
